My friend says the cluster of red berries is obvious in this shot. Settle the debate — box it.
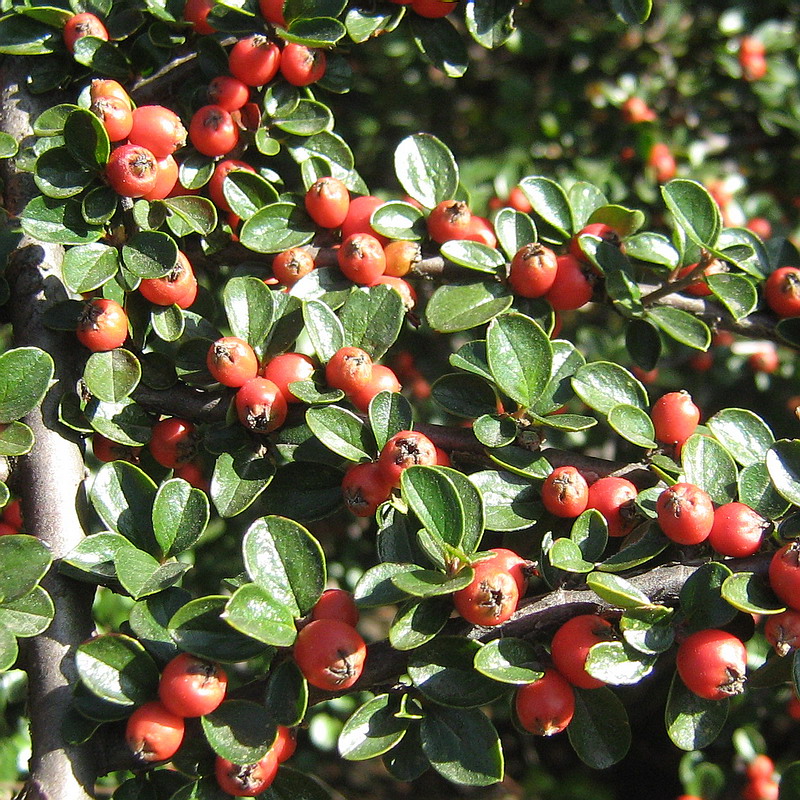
[325,345,402,414]
[740,755,778,800]
[125,651,295,796]
[294,588,366,691]
[739,36,768,82]
[342,428,443,517]
[146,417,206,487]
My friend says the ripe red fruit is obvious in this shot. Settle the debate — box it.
[508,243,558,298]
[142,155,180,202]
[271,726,296,762]
[411,0,457,17]
[305,177,350,229]
[126,701,185,763]
[765,267,800,318]
[90,96,133,142]
[235,377,288,434]
[208,75,250,111]
[463,215,497,248]
[129,106,187,159]
[261,352,315,403]
[427,200,472,244]
[280,43,327,86]
[480,548,529,596]
[739,37,768,81]
[259,0,286,26]
[139,251,197,308]
[189,105,239,158]
[707,502,768,558]
[372,276,417,311]
[215,751,278,797]
[93,433,141,464]
[384,240,421,277]
[338,233,386,285]
[184,0,216,33]
[311,588,360,627]
[207,337,259,388]
[569,223,620,263]
[651,391,700,449]
[349,364,401,412]
[550,614,613,689]
[743,778,779,800]
[586,476,638,537]
[677,259,726,297]
[764,608,800,656]
[453,559,519,626]
[675,628,747,700]
[158,653,228,718]
[515,669,575,735]
[105,144,159,198]
[341,461,393,517]
[749,347,780,374]
[656,483,714,545]
[621,96,656,124]
[325,346,373,394]
[63,12,108,51]
[150,418,198,469]
[648,142,677,183]
[747,754,775,782]
[377,430,438,487]
[341,195,388,244]
[173,461,207,491]
[769,542,800,611]
[90,79,131,108]
[2,499,23,531]
[229,35,281,87]
[747,217,772,239]
[0,522,17,536]
[76,298,128,352]
[541,465,589,518]
[293,618,366,690]
[544,254,594,311]
[207,159,256,213]
[272,247,315,286]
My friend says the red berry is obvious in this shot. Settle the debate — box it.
[229,35,281,87]
[743,778,779,800]
[677,259,725,297]
[326,346,373,394]
[261,352,315,403]
[338,233,386,285]
[305,177,350,229]
[90,79,130,108]
[544,254,594,311]
[481,548,529,596]
[621,96,656,124]
[384,240,421,277]
[150,418,198,469]
[207,159,256,212]
[173,461,207,491]
[765,608,800,656]
[377,430,438,487]
[293,618,366,690]
[507,186,532,212]
[215,751,278,797]
[311,588,359,627]
[747,754,775,782]
[259,0,286,26]
[341,461,393,517]
[207,337,259,388]
[184,0,216,33]
[550,615,613,689]
[208,75,250,111]
[280,43,326,86]
[765,267,800,318]
[189,105,239,158]
[656,483,714,545]
[586,476,638,537]
[349,364,401,412]
[90,96,133,142]
[235,377,288,434]
[411,0,457,17]
[93,433,141,464]
[569,223,620,263]
[463,215,497,248]
[76,298,128,352]
[649,142,677,182]
[142,155,180,202]
[651,391,700,449]
[158,653,228,718]
[126,701,185,763]
[427,200,471,244]
[105,144,159,198]
[63,12,108,52]
[515,669,575,735]
[749,348,779,374]
[707,502,768,558]
[2,499,23,531]
[453,559,519,626]
[129,106,187,159]
[139,251,197,309]
[769,542,800,611]
[541,465,589,518]
[508,243,558,298]
[675,628,747,700]
[341,195,388,244]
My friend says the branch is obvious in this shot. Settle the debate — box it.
[0,57,96,800]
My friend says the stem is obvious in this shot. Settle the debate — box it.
[0,58,96,800]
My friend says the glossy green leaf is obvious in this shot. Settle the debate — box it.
[665,671,729,751]
[339,694,409,761]
[584,640,657,685]
[222,170,279,220]
[519,176,573,239]
[430,372,499,418]
[394,133,459,209]
[85,397,153,447]
[0,586,54,638]
[662,179,722,248]
[368,390,413,452]
[611,0,652,23]
[426,282,513,333]
[75,633,158,706]
[587,572,651,609]
[223,277,275,348]
[84,349,141,403]
[646,306,711,351]
[410,16,469,78]
[306,405,373,462]
[487,445,551,480]
[706,273,758,321]
[707,409,774,467]
[0,347,54,424]
[493,207,537,261]
[303,299,344,363]
[738,462,791,520]
[210,450,276,518]
[128,587,189,663]
[201,700,275,763]
[163,196,218,236]
[243,515,325,617]
[679,562,737,632]
[472,414,517,448]
[34,146,92,199]
[62,243,118,293]
[607,403,657,448]
[549,538,593,573]
[596,524,669,572]
[370,201,425,241]
[0,535,52,604]
[122,231,177,279]
[264,660,308,728]
[533,339,586,415]
[568,687,631,768]
[115,549,188,601]
[391,567,474,598]
[389,596,451,651]
[473,638,543,684]
[619,605,674,655]
[570,509,608,562]
[354,563,417,608]
[464,0,515,48]
[240,202,315,253]
[681,433,738,505]
[721,572,785,615]
[20,196,103,245]
[153,478,209,557]
[440,240,504,275]
[571,361,648,414]
[339,284,405,360]
[63,107,109,170]
[766,440,800,506]
[223,583,297,647]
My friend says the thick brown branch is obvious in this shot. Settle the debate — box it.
[0,58,96,800]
